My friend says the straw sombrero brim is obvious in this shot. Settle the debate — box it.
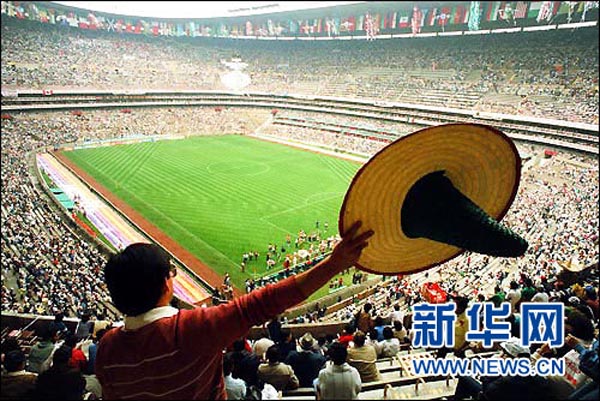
[339,123,521,275]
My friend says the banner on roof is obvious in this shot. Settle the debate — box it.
[1,0,598,40]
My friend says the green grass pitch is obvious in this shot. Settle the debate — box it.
[62,135,362,291]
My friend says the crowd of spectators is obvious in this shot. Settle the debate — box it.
[2,17,598,124]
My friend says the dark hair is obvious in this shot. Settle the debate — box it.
[344,323,356,335]
[4,350,26,372]
[95,328,108,342]
[266,344,281,363]
[53,345,72,366]
[394,304,400,311]
[328,342,348,365]
[54,312,64,322]
[232,339,246,352]
[280,328,292,342]
[510,281,519,290]
[223,353,234,376]
[364,303,373,313]
[64,333,78,348]
[374,316,384,327]
[454,296,469,313]
[566,310,594,341]
[383,326,394,340]
[1,338,20,354]
[393,321,403,331]
[36,326,58,341]
[104,243,171,316]
[353,331,366,347]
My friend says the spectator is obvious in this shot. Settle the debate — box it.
[284,332,326,387]
[223,353,246,400]
[346,331,381,383]
[392,321,408,343]
[35,345,87,400]
[48,312,69,339]
[354,302,374,334]
[252,337,275,362]
[378,327,401,358]
[506,281,522,313]
[91,312,111,340]
[74,311,93,340]
[277,328,297,361]
[95,223,372,399]
[316,342,361,400]
[257,345,299,392]
[372,316,385,342]
[267,317,283,344]
[85,328,106,375]
[388,303,404,324]
[27,327,59,374]
[338,323,356,347]
[1,349,38,399]
[1,337,21,374]
[61,334,87,373]
[227,339,261,387]
[566,335,598,400]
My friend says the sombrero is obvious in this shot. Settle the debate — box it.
[339,123,528,275]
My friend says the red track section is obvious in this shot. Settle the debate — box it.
[54,151,241,296]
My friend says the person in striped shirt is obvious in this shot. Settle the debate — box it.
[95,221,372,399]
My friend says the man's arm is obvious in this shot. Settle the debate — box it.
[192,221,373,348]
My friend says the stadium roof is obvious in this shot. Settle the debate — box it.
[52,1,366,19]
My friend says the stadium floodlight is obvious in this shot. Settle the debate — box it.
[220,58,251,91]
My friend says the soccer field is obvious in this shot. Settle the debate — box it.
[62,135,362,289]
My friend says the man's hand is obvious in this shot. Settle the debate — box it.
[329,221,374,270]
[565,334,580,349]
[294,221,373,299]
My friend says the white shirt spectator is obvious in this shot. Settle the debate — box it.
[224,373,246,400]
[317,361,362,400]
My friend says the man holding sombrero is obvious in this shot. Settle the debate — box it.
[96,123,528,399]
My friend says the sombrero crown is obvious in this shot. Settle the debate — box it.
[339,123,528,275]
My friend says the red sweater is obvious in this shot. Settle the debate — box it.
[96,276,305,399]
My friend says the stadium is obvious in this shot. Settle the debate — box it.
[1,1,598,399]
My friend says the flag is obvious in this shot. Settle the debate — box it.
[468,1,481,30]
[537,1,553,22]
[245,20,253,35]
[411,6,423,34]
[357,14,364,30]
[427,8,438,25]
[289,19,298,34]
[439,6,451,25]
[390,12,397,28]
[514,2,528,18]
[78,16,89,29]
[487,2,502,21]
[557,2,571,15]
[528,2,543,18]
[399,12,410,28]
[177,23,184,36]
[340,16,355,32]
